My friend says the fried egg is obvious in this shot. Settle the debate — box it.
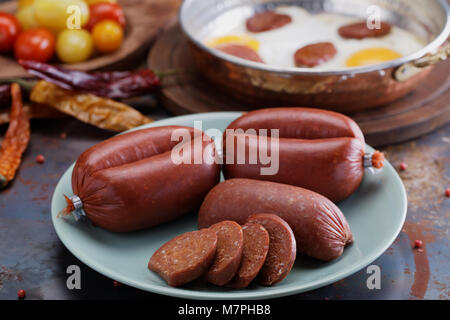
[346,47,402,67]
[205,35,260,52]
[204,6,425,70]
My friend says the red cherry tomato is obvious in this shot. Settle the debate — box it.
[0,12,21,52]
[85,2,126,31]
[14,28,55,62]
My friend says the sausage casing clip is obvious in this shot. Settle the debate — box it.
[70,195,86,221]
[363,153,374,168]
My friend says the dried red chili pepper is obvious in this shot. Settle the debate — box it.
[19,60,161,99]
[0,83,30,189]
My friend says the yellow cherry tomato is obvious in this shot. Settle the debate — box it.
[85,0,116,4]
[56,29,93,63]
[18,0,35,9]
[91,20,123,53]
[34,0,90,32]
[16,5,40,30]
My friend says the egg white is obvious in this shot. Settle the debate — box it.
[204,6,425,70]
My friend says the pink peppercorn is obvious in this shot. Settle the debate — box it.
[445,188,450,197]
[414,240,423,248]
[17,289,26,299]
[35,154,45,164]
[399,162,408,171]
[113,280,122,287]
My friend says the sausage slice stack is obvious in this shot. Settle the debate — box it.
[148,215,296,288]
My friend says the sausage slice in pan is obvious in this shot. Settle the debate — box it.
[246,11,292,33]
[216,44,264,63]
[294,42,337,67]
[338,21,392,39]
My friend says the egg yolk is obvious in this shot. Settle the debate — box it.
[346,48,402,67]
[206,35,260,52]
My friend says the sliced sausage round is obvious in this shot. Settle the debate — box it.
[227,222,270,289]
[148,229,217,287]
[216,44,264,63]
[246,214,296,286]
[294,42,337,68]
[246,11,292,33]
[207,221,244,286]
[338,21,392,39]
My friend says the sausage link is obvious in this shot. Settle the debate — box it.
[224,135,365,202]
[198,179,353,261]
[223,108,372,202]
[72,126,221,232]
[225,108,365,143]
[73,126,203,189]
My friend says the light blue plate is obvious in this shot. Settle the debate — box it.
[51,112,407,300]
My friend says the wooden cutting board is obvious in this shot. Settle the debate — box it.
[0,0,181,78]
[148,24,450,147]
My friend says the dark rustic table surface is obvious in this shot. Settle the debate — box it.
[0,93,448,300]
[0,0,449,300]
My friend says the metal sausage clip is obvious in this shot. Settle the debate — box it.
[364,152,382,174]
[68,195,87,221]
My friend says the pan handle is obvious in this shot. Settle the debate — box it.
[394,42,450,81]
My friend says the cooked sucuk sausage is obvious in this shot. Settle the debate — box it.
[198,179,353,261]
[246,214,296,286]
[148,229,218,287]
[69,126,221,232]
[216,44,264,63]
[246,11,292,33]
[225,108,365,142]
[223,108,384,202]
[207,221,244,286]
[294,42,337,67]
[227,222,270,289]
[338,21,392,39]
